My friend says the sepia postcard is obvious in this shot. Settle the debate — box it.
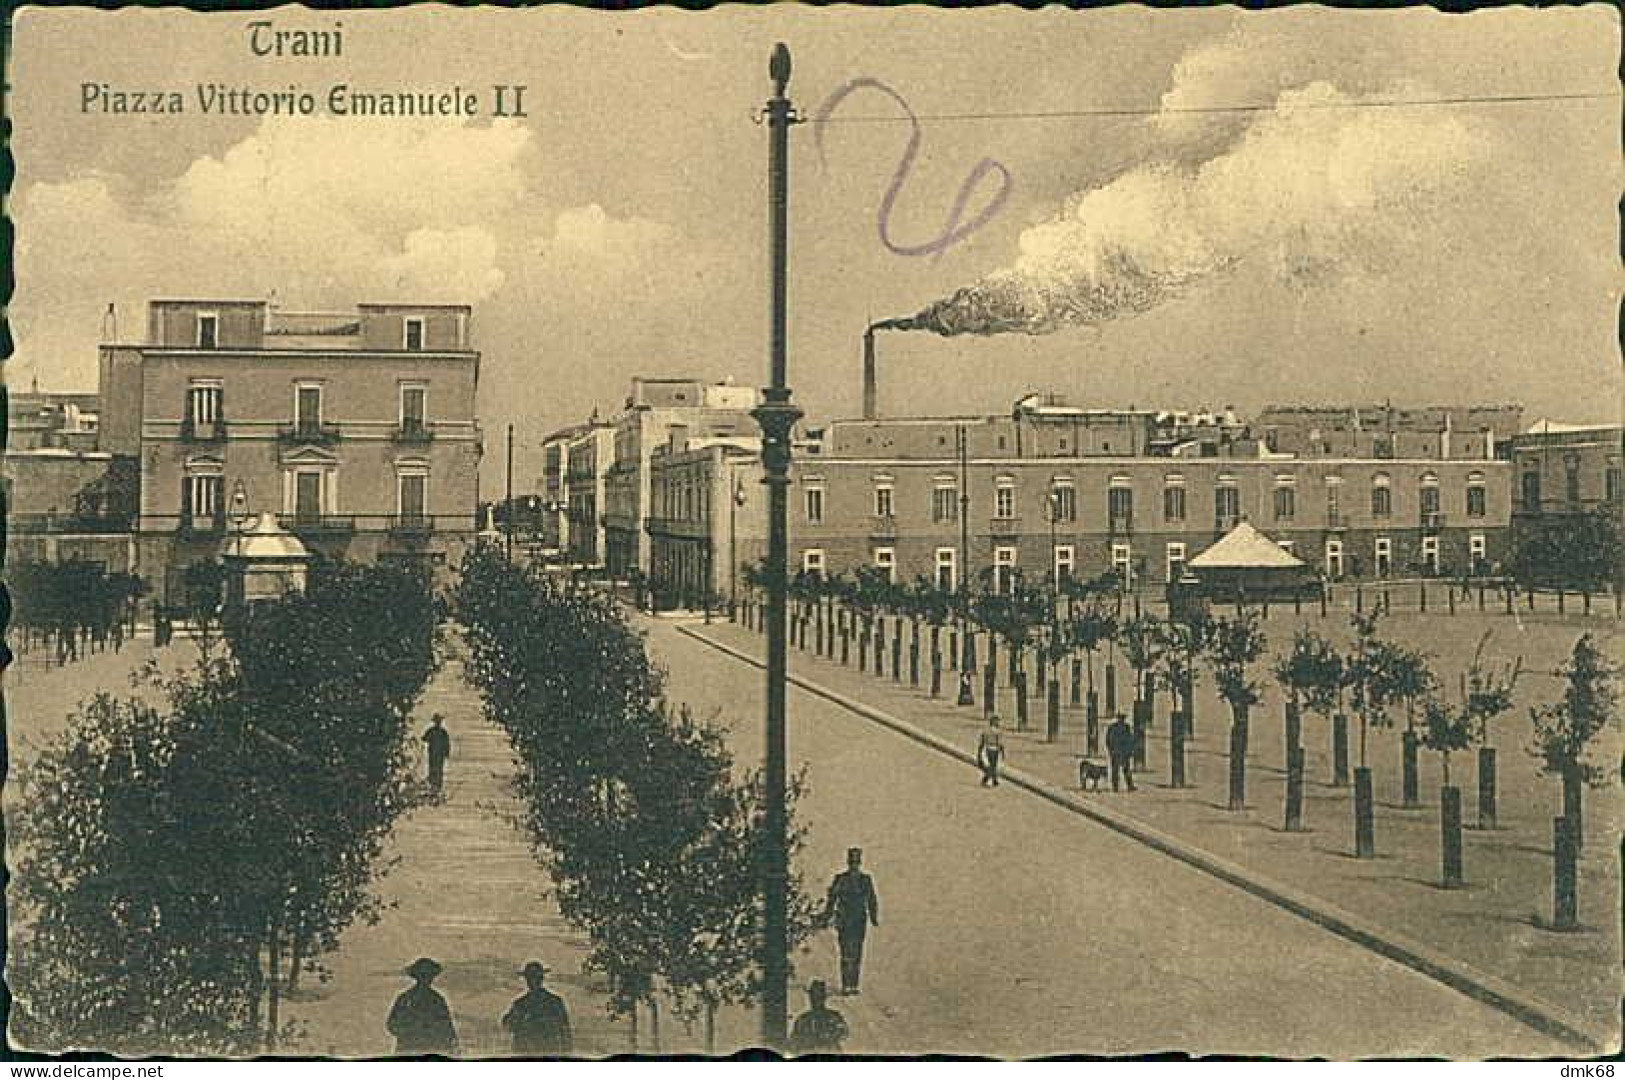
[2,2,1621,1063]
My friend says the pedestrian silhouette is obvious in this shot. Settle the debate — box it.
[788,979,848,1056]
[1106,713,1137,792]
[386,957,458,1057]
[976,717,1005,787]
[502,960,572,1057]
[422,716,451,794]
[824,847,879,995]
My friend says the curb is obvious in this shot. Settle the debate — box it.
[677,623,1610,1055]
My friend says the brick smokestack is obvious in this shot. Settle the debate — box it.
[862,326,877,420]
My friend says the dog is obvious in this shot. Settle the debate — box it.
[1078,759,1108,792]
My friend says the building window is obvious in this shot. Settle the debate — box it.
[1163,479,1186,523]
[1054,544,1075,585]
[187,474,222,521]
[1521,471,1541,512]
[874,546,896,583]
[1374,537,1393,578]
[400,384,427,429]
[1325,539,1344,580]
[1371,475,1392,519]
[1050,481,1076,523]
[1564,454,1581,507]
[1165,542,1186,584]
[187,382,222,425]
[293,469,325,521]
[804,486,824,524]
[1326,477,1343,526]
[295,383,323,428]
[1110,543,1133,589]
[802,549,825,577]
[1108,480,1133,530]
[1273,477,1296,521]
[197,312,218,349]
[1215,483,1241,529]
[1608,466,1622,503]
[935,547,957,591]
[993,546,1018,595]
[932,481,958,524]
[1421,535,1440,576]
[404,317,426,352]
[1420,474,1441,524]
[874,483,895,519]
[398,471,428,522]
[994,479,1016,520]
[1469,532,1487,573]
[1466,476,1486,518]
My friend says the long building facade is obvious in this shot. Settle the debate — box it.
[99,299,481,598]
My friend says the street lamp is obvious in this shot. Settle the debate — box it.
[730,473,746,621]
[751,42,803,1050]
[955,424,975,707]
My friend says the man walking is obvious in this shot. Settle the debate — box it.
[788,980,848,1056]
[386,957,458,1057]
[976,717,1005,787]
[1106,712,1137,792]
[502,960,572,1057]
[422,716,451,794]
[824,847,879,995]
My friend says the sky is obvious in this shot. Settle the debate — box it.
[8,5,1621,495]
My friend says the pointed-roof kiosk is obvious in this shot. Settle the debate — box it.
[1187,520,1314,604]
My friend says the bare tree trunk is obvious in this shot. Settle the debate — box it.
[649,998,661,1054]
[705,1000,717,1057]
[246,938,265,1048]
[629,1004,639,1053]
[266,919,283,1053]
[287,931,305,993]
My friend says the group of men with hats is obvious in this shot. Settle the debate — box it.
[386,957,572,1058]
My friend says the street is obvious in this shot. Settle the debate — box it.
[635,614,1571,1058]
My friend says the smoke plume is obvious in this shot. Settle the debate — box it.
[882,80,1490,337]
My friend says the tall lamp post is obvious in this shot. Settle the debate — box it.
[730,473,746,621]
[753,42,802,1050]
[956,424,975,706]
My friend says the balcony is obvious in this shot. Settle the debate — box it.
[1325,510,1348,531]
[180,417,227,443]
[277,421,341,447]
[9,511,134,535]
[1214,513,1240,534]
[279,513,356,535]
[1421,510,1446,533]
[177,512,226,537]
[389,513,435,539]
[989,516,1021,537]
[392,420,435,445]
[868,515,898,540]
[1108,514,1134,537]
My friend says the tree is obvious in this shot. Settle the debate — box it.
[1274,629,1346,789]
[1529,634,1619,846]
[1204,610,1268,811]
[1342,611,1413,856]
[1509,506,1621,593]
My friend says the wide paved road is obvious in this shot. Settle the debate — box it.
[639,616,1568,1059]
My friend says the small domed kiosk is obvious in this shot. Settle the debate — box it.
[220,513,312,608]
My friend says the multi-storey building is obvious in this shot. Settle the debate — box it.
[1507,420,1624,589]
[601,377,759,577]
[1254,404,1523,461]
[99,299,481,598]
[781,404,1514,594]
[538,418,598,553]
[6,386,102,451]
[564,421,616,566]
[644,431,765,609]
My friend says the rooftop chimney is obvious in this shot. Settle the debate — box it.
[862,327,877,420]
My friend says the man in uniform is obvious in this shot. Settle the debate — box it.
[502,960,573,1056]
[824,847,879,995]
[788,979,848,1056]
[386,957,458,1057]
[422,716,452,794]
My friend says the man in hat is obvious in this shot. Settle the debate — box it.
[386,957,458,1057]
[422,716,452,794]
[502,960,573,1057]
[823,848,879,995]
[1105,712,1137,792]
[788,979,848,1056]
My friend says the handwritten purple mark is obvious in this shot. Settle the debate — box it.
[813,77,1012,260]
